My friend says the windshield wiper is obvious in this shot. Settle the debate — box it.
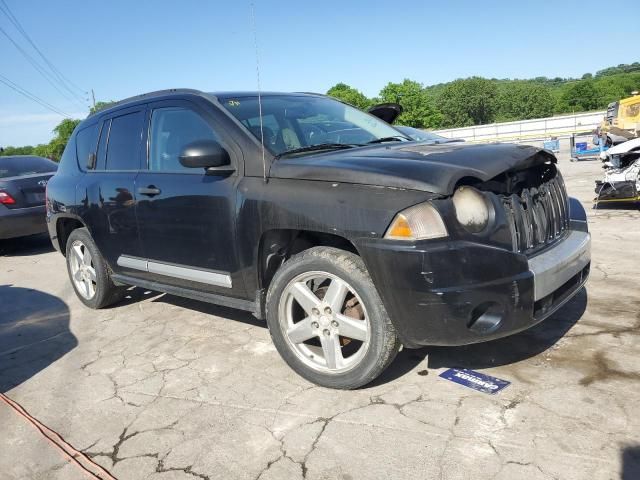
[275,143,359,159]
[366,136,408,144]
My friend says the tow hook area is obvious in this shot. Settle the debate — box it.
[467,301,505,334]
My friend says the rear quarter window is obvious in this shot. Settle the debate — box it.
[75,124,100,170]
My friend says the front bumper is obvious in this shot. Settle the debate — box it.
[529,230,590,301]
[0,205,47,240]
[358,229,590,348]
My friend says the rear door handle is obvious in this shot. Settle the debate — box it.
[137,186,161,196]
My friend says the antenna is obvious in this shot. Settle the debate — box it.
[250,3,267,182]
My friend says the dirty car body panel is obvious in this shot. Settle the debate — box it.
[46,89,590,350]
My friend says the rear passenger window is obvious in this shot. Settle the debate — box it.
[75,124,99,169]
[105,111,144,171]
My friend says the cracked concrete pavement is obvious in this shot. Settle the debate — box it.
[1,150,640,479]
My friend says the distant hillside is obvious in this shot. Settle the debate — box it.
[328,62,640,129]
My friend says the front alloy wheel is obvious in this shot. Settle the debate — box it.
[279,271,371,373]
[266,247,400,389]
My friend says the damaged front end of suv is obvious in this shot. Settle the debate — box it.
[272,140,591,348]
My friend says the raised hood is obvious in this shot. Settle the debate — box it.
[367,103,403,124]
[269,142,556,195]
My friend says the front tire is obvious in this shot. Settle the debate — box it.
[65,228,125,309]
[266,247,400,389]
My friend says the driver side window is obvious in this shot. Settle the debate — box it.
[149,107,218,172]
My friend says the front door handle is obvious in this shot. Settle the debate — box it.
[137,185,161,196]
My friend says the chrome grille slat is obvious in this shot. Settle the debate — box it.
[503,174,569,254]
[552,179,564,235]
[540,184,554,241]
[548,179,560,236]
[558,175,570,229]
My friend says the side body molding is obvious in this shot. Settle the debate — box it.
[117,255,233,288]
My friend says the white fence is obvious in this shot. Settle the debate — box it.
[434,111,605,143]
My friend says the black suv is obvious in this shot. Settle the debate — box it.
[46,89,590,389]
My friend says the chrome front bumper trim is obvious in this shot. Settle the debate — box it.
[528,230,591,301]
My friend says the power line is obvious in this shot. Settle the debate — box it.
[0,74,71,117]
[0,0,87,97]
[0,25,86,110]
[0,0,88,104]
[0,73,71,118]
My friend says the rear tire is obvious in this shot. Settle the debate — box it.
[266,247,400,389]
[65,228,125,309]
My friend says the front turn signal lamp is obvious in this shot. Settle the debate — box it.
[384,202,448,241]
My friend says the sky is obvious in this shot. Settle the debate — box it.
[1,0,638,146]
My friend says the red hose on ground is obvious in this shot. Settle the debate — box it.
[0,392,117,480]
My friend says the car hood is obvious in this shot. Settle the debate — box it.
[367,103,403,124]
[600,137,640,160]
[270,142,556,195]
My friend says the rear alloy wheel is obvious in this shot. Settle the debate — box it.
[65,228,125,309]
[69,240,97,300]
[266,247,400,389]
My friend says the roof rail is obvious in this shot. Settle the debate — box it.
[88,88,203,117]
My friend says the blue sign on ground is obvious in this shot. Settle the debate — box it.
[439,368,510,394]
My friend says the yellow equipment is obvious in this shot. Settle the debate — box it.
[601,92,640,145]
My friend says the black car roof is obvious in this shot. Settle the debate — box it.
[211,91,323,98]
[86,88,203,118]
[88,89,324,119]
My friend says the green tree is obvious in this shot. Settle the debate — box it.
[326,84,371,109]
[560,80,601,111]
[436,77,498,127]
[1,118,81,161]
[378,79,442,128]
[593,73,640,106]
[496,82,555,121]
[47,118,81,159]
[595,62,640,77]
[0,145,35,156]
[90,100,117,114]
[33,143,52,158]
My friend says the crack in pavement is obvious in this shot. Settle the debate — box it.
[155,456,211,480]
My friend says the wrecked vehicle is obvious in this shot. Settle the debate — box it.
[45,89,591,389]
[595,137,640,204]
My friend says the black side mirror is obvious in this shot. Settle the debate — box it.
[179,140,230,169]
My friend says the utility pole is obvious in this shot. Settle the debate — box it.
[91,89,96,110]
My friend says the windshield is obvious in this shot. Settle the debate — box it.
[218,94,407,156]
[0,156,57,179]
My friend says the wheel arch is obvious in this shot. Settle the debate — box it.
[257,229,360,292]
[55,215,88,256]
